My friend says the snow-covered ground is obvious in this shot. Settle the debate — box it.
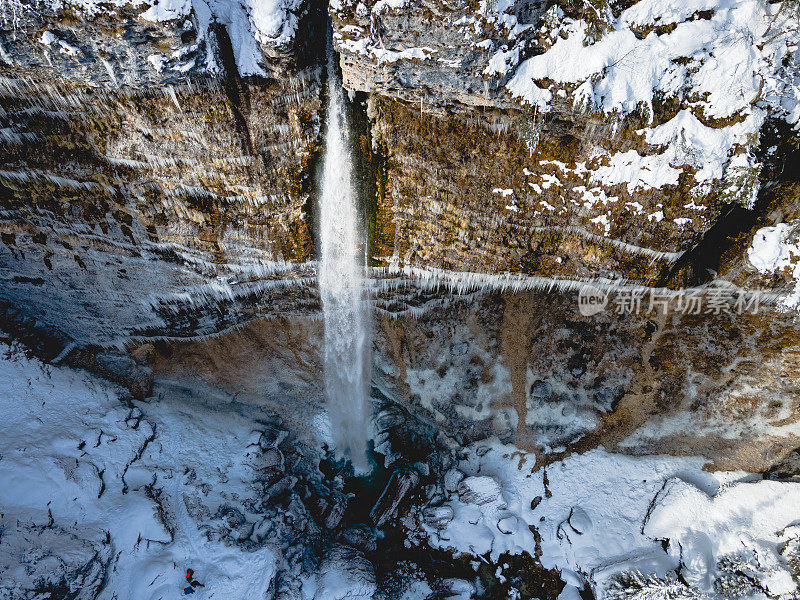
[749,223,800,310]
[0,342,287,599]
[2,343,800,599]
[407,442,800,599]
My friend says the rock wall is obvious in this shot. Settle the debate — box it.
[373,287,800,472]
[334,0,800,286]
[0,0,325,351]
[0,0,799,472]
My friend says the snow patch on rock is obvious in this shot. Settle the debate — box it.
[748,222,800,309]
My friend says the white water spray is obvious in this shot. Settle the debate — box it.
[318,46,371,472]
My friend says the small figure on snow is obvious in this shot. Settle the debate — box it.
[183,568,205,594]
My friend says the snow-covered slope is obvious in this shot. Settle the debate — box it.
[0,343,282,599]
[407,440,800,599]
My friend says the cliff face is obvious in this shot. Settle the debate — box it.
[333,0,800,284]
[0,1,324,352]
[322,0,800,470]
[1,0,800,472]
[3,4,800,600]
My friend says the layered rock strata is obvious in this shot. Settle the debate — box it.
[0,1,324,352]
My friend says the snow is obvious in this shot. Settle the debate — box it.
[37,30,81,57]
[748,223,799,273]
[484,46,520,77]
[24,0,304,76]
[372,0,408,12]
[623,0,719,28]
[540,174,561,189]
[147,53,167,72]
[506,0,799,128]
[573,185,617,209]
[590,149,681,193]
[590,213,611,236]
[372,46,436,65]
[506,76,552,111]
[643,109,765,185]
[139,0,190,21]
[748,222,800,309]
[416,444,704,563]
[38,31,57,46]
[411,440,800,599]
[0,343,283,599]
[645,477,800,595]
[339,37,436,65]
[406,359,514,427]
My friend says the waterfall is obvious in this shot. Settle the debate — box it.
[318,45,371,472]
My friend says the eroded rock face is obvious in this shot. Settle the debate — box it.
[331,0,540,108]
[369,287,800,472]
[366,96,697,280]
[1,0,799,476]
[0,1,324,348]
[139,279,800,473]
[333,0,799,286]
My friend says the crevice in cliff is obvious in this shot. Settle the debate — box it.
[210,23,254,156]
[657,117,800,289]
[350,91,388,266]
[656,204,757,288]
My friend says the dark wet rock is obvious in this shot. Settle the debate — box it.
[284,496,309,531]
[412,460,431,477]
[69,350,153,400]
[440,578,476,600]
[765,448,800,482]
[217,505,247,529]
[340,525,379,553]
[265,476,298,501]
[422,505,454,531]
[260,429,289,451]
[370,467,420,527]
[311,489,350,530]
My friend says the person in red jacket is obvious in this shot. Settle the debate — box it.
[184,568,205,594]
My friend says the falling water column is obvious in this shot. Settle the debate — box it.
[318,47,371,472]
